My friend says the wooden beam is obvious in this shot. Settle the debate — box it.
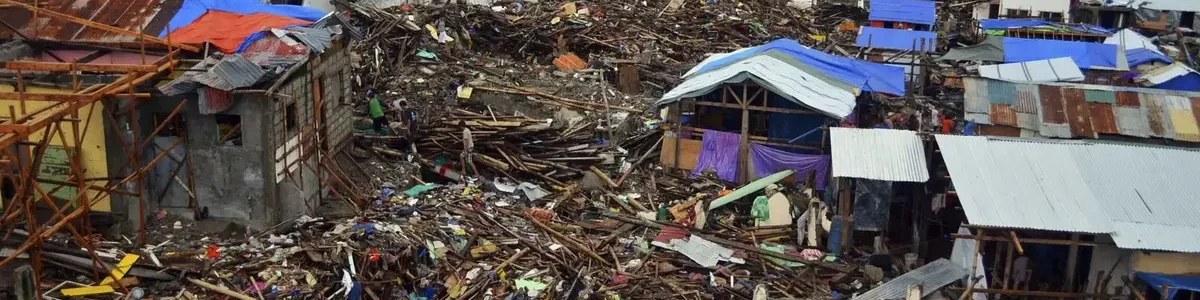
[0,0,200,52]
[5,61,158,72]
[0,92,150,101]
[693,100,820,115]
[1008,231,1025,255]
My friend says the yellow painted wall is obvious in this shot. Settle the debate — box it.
[0,85,110,212]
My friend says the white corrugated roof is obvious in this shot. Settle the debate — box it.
[978,57,1085,83]
[936,135,1200,252]
[658,55,857,119]
[1105,28,1162,55]
[1138,62,1198,85]
[830,128,929,182]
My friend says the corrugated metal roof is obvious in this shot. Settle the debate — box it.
[1115,106,1151,137]
[286,27,332,54]
[937,135,1200,252]
[211,54,267,89]
[963,78,989,114]
[1140,63,1198,86]
[978,57,1085,83]
[658,55,857,119]
[0,0,181,43]
[936,135,1115,234]
[830,128,929,182]
[854,259,968,300]
[312,11,363,40]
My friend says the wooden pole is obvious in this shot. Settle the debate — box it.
[737,85,750,184]
[1066,233,1081,292]
[839,177,851,254]
[1003,242,1015,291]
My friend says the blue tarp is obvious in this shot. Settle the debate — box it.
[1154,73,1200,92]
[1003,38,1172,69]
[1136,272,1200,299]
[980,19,1114,35]
[160,0,327,37]
[856,27,938,52]
[868,0,935,25]
[689,39,906,96]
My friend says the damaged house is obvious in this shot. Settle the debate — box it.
[0,0,359,233]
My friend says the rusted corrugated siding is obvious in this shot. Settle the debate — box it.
[0,0,180,42]
[1143,94,1175,139]
[1039,85,1067,124]
[1014,83,1039,113]
[990,104,1017,126]
[1089,103,1118,134]
[1063,88,1095,138]
[1115,91,1141,107]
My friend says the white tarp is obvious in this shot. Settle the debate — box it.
[1139,62,1199,85]
[658,55,856,118]
[979,57,1085,83]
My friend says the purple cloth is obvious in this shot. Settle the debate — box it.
[691,130,741,182]
[749,144,831,189]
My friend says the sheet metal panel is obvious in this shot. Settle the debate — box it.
[935,135,1114,233]
[1165,96,1200,142]
[1014,83,1040,113]
[1017,113,1038,130]
[830,128,929,182]
[1068,142,1200,252]
[1039,85,1067,124]
[1084,90,1118,104]
[855,259,968,300]
[1116,91,1141,107]
[963,78,991,114]
[1115,106,1151,137]
[1063,88,1096,138]
[987,80,1018,105]
[658,55,857,119]
[1090,103,1119,134]
[1143,94,1176,139]
[990,104,1017,127]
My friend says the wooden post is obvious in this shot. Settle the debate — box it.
[672,101,681,170]
[1003,242,1015,291]
[1162,284,1170,300]
[737,85,750,184]
[1066,233,1081,292]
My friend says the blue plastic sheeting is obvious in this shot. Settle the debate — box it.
[868,0,935,25]
[980,19,1114,35]
[1136,272,1200,299]
[1003,38,1172,69]
[161,0,327,37]
[688,39,907,96]
[856,27,938,52]
[1154,73,1200,92]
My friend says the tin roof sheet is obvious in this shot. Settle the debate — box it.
[830,128,929,182]
[867,0,936,25]
[855,259,968,300]
[978,57,1085,83]
[0,0,182,43]
[937,135,1200,252]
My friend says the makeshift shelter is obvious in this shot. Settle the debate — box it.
[659,40,906,184]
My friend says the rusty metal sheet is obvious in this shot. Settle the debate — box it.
[1115,91,1141,107]
[0,0,180,43]
[1089,103,1118,134]
[1063,88,1095,138]
[990,104,1017,126]
[1013,83,1039,113]
[1039,85,1067,124]
[1143,94,1175,139]
[1016,113,1038,130]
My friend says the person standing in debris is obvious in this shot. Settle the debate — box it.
[399,100,418,136]
[368,90,388,135]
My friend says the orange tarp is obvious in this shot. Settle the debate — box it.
[168,11,312,53]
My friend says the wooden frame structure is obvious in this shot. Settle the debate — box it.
[663,84,830,183]
[0,2,196,299]
[948,225,1126,299]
